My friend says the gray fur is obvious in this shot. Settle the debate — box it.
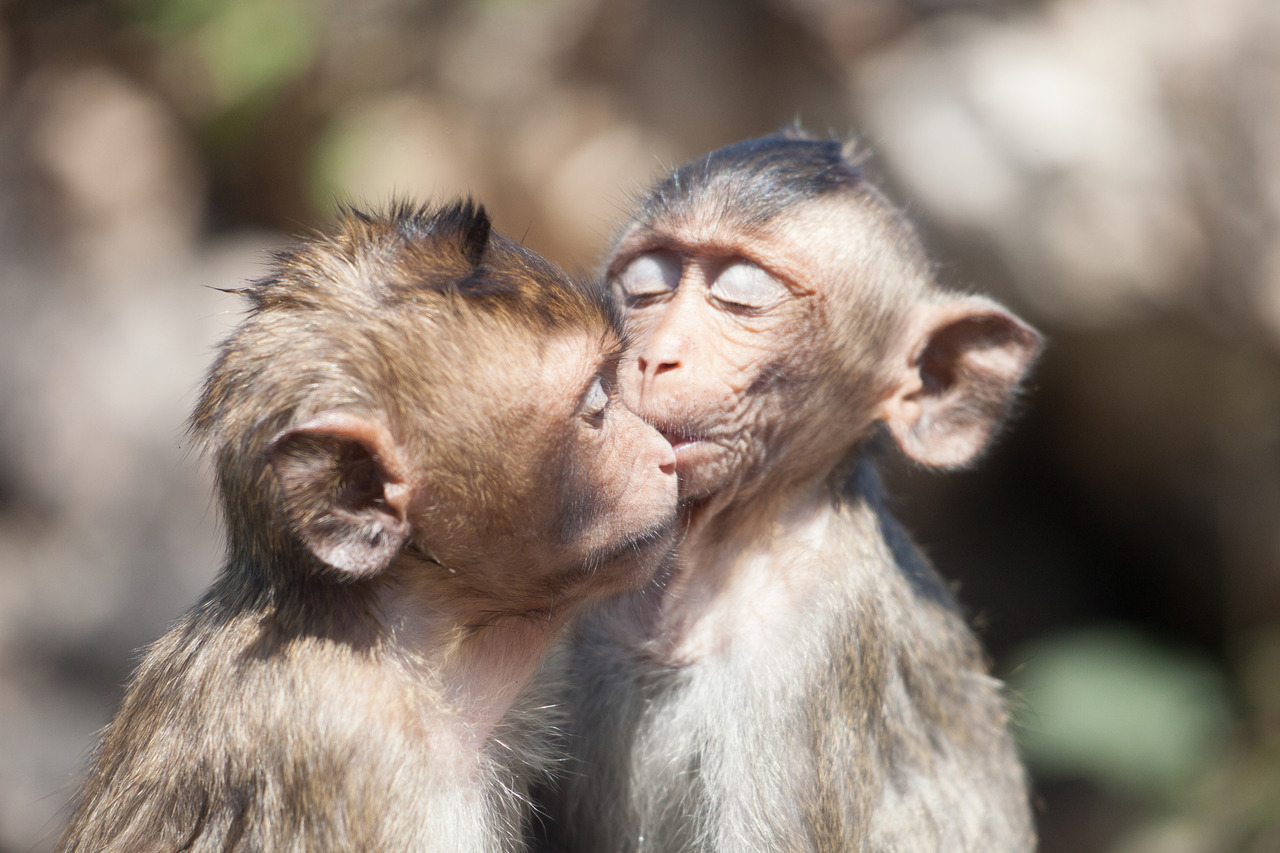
[547,459,1033,852]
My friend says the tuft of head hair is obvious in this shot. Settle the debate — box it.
[245,199,606,325]
[634,128,871,233]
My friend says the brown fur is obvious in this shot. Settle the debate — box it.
[57,200,677,853]
[536,132,1040,851]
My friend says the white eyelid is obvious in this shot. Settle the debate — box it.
[582,376,609,417]
[710,261,787,309]
[616,252,681,297]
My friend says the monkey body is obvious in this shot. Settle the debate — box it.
[58,202,678,852]
[539,131,1038,851]
[61,577,551,852]
[559,461,1031,852]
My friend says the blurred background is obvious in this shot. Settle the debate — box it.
[0,0,1277,850]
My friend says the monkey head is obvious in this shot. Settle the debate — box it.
[193,201,678,618]
[608,132,1041,508]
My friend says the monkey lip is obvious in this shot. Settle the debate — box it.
[658,428,708,454]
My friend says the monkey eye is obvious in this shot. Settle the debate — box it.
[710,261,787,310]
[580,375,610,422]
[615,252,681,301]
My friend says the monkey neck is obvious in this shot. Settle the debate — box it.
[651,473,851,663]
[370,567,569,764]
[217,555,565,776]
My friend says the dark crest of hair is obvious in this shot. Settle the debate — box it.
[638,128,867,231]
[240,198,610,335]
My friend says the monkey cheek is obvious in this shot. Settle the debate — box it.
[608,481,679,547]
[562,459,672,545]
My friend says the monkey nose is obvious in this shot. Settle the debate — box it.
[638,356,680,379]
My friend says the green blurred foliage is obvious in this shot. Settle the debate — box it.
[127,0,319,113]
[1012,626,1280,850]
[1011,626,1233,802]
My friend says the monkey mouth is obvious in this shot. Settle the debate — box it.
[658,426,707,453]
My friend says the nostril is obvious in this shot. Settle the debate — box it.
[638,356,679,378]
[659,459,676,476]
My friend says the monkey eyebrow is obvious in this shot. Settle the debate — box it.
[598,343,626,382]
[617,226,764,262]
[606,234,689,277]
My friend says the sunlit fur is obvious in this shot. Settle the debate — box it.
[56,201,676,853]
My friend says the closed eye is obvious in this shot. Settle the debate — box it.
[710,261,788,310]
[613,251,681,306]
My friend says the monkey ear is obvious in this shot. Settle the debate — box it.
[267,412,414,577]
[879,297,1042,469]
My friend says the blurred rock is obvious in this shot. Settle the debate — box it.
[565,0,849,157]
[854,0,1228,327]
[504,90,676,268]
[435,0,595,107]
[770,0,924,63]
[1233,2,1280,342]
[0,23,10,96]
[17,66,205,286]
[311,92,491,212]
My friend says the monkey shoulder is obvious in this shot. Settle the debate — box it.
[58,604,484,852]
[819,506,1035,850]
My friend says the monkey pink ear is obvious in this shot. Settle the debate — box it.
[879,297,1042,469]
[267,412,414,577]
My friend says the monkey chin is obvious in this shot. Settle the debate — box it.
[571,518,678,596]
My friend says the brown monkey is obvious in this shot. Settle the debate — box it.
[539,132,1040,851]
[56,200,678,853]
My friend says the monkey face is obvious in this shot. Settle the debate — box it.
[535,330,680,587]
[605,190,1042,514]
[407,327,678,611]
[217,200,679,624]
[607,229,821,505]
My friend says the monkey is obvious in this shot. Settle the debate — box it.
[535,131,1041,852]
[55,200,679,853]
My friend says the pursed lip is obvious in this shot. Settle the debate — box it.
[654,423,710,455]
